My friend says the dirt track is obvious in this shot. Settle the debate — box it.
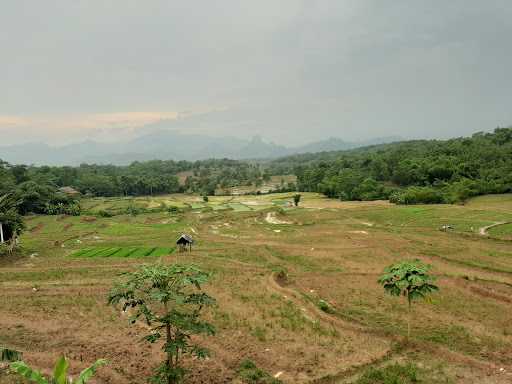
[479,222,509,236]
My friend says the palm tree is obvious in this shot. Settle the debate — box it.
[10,356,107,384]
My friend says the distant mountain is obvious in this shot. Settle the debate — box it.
[0,130,402,166]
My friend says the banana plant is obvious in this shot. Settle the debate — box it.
[10,356,107,384]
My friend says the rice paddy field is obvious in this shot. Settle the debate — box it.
[80,192,298,215]
[1,193,512,383]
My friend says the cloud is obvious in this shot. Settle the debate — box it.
[0,1,511,145]
[0,111,181,144]
[0,116,32,128]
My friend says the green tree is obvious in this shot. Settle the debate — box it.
[108,264,215,384]
[378,260,438,339]
[293,194,301,206]
[10,356,107,384]
[0,193,25,253]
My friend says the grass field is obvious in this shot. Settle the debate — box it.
[1,193,512,383]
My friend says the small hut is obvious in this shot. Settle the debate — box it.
[176,234,193,252]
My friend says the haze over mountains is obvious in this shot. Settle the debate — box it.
[0,130,401,166]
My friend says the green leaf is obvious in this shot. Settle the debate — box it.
[76,359,108,384]
[53,356,69,384]
[10,361,49,384]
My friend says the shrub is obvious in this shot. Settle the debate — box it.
[317,299,335,314]
[237,360,282,384]
[97,209,113,218]
[124,205,141,216]
[10,356,107,384]
[390,187,444,205]
[44,202,81,216]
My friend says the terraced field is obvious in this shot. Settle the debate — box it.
[1,193,512,383]
[71,247,175,258]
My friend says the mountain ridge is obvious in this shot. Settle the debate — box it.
[0,130,402,166]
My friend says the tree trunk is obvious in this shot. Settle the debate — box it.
[164,301,173,384]
[407,295,411,340]
[166,321,172,384]
[0,222,4,243]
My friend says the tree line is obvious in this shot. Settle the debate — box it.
[268,127,512,204]
[0,159,270,212]
[1,127,511,209]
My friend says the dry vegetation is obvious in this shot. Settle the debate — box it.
[1,193,512,383]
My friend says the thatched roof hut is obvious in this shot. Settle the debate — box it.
[176,234,194,252]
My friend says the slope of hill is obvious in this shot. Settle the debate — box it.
[267,127,512,204]
[2,193,512,383]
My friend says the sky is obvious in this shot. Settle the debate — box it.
[1,0,511,146]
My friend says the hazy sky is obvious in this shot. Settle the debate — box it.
[1,0,511,146]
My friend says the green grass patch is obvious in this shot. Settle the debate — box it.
[71,246,174,258]
[353,362,421,384]
[488,222,512,238]
[228,203,252,211]
[212,204,231,211]
[148,247,176,257]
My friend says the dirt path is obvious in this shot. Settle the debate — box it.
[267,273,370,334]
[479,222,510,236]
[29,223,44,233]
[265,212,291,225]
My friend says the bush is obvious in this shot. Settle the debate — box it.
[443,178,486,203]
[44,201,81,216]
[97,209,113,217]
[317,299,335,314]
[390,187,444,205]
[124,205,143,216]
[237,360,282,384]
[0,243,10,256]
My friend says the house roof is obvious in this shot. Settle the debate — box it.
[176,234,194,244]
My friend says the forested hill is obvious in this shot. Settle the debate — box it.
[1,127,511,213]
[267,127,512,204]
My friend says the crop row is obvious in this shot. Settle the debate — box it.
[71,246,175,258]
